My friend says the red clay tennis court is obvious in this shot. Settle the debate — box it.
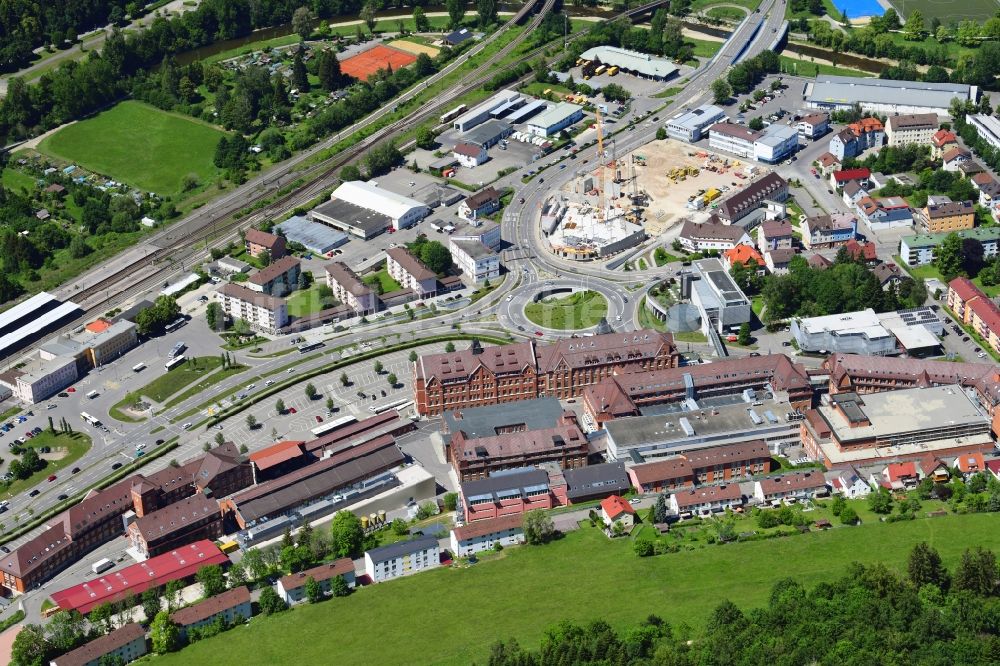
[341,44,417,80]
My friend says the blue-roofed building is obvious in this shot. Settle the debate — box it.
[276,215,349,256]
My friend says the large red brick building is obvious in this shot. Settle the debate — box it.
[626,440,771,493]
[584,353,813,426]
[414,330,679,416]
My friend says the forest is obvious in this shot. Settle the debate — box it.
[486,543,1000,665]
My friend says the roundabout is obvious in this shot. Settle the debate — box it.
[499,276,632,335]
[524,290,608,330]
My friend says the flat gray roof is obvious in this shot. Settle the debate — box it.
[311,199,391,235]
[668,104,725,131]
[464,119,512,145]
[276,215,349,253]
[444,397,563,439]
[451,239,496,260]
[807,75,973,110]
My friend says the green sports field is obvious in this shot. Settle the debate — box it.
[885,0,999,22]
[38,101,225,196]
[149,512,1000,666]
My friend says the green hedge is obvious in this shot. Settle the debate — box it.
[0,609,25,632]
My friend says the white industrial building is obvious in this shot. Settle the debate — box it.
[791,306,942,356]
[968,114,1000,151]
[805,75,977,115]
[453,89,520,132]
[665,104,726,142]
[524,102,584,137]
[364,534,440,583]
[579,45,678,80]
[449,238,500,284]
[330,181,430,231]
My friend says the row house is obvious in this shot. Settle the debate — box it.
[450,514,525,556]
[948,277,1000,354]
[752,471,828,503]
[669,484,743,517]
[170,586,253,640]
[801,213,856,249]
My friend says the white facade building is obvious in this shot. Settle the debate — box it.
[450,239,500,284]
[364,534,440,582]
[324,262,379,313]
[665,104,725,142]
[1,354,78,405]
[218,283,288,334]
[449,515,524,556]
[968,114,1000,151]
[805,75,976,115]
[331,181,430,230]
[385,247,437,295]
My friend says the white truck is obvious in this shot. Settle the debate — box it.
[92,558,114,575]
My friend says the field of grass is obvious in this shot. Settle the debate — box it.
[1,167,36,194]
[4,432,91,497]
[363,268,403,295]
[673,330,709,343]
[687,38,722,59]
[137,356,223,404]
[779,55,867,77]
[160,364,249,410]
[286,283,340,318]
[638,297,670,333]
[37,101,225,196]
[707,6,748,21]
[151,512,1000,666]
[690,0,762,12]
[884,0,998,22]
[524,290,608,330]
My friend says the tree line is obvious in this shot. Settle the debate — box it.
[487,542,1000,665]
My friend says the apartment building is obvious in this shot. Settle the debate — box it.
[170,586,252,640]
[449,514,524,556]
[948,277,1000,353]
[246,256,301,296]
[218,283,288,334]
[677,216,753,252]
[324,261,379,313]
[885,113,939,146]
[386,247,437,296]
[458,187,501,221]
[364,534,440,583]
[276,559,355,604]
[245,228,286,259]
[50,623,147,666]
[796,112,830,139]
[669,484,743,516]
[715,172,789,227]
[801,213,857,249]
[753,471,828,503]
[923,196,975,233]
[449,238,500,284]
[0,354,78,405]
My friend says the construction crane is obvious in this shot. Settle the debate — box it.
[594,106,605,223]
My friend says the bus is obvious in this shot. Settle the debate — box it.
[80,412,102,427]
[218,540,240,554]
[298,341,325,354]
[164,355,186,371]
[310,414,357,437]
[369,399,413,415]
[132,362,146,372]
[165,318,187,333]
[169,342,186,358]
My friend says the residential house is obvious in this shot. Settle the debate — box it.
[364,534,440,583]
[986,458,1000,482]
[753,471,827,504]
[808,253,832,270]
[677,216,753,252]
[848,117,885,149]
[880,461,919,489]
[797,112,830,139]
[873,263,904,291]
[959,160,987,178]
[600,495,636,529]
[931,128,958,158]
[922,196,975,233]
[453,142,489,168]
[669,484,743,517]
[757,219,793,252]
[245,228,286,260]
[802,213,856,249]
[276,559,355,604]
[830,167,871,191]
[941,146,972,172]
[829,128,859,161]
[765,247,796,274]
[458,187,501,221]
[816,151,841,175]
[842,180,869,207]
[844,239,878,266]
[722,244,765,271]
[170,586,252,640]
[885,113,938,146]
[449,239,499,284]
[855,196,913,231]
[918,456,952,483]
[449,514,524,557]
[832,469,871,498]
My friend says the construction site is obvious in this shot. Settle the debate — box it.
[627,139,763,235]
[540,111,648,261]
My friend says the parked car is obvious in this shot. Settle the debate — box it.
[315,415,323,423]
[289,407,297,414]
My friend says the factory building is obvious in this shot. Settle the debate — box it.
[665,104,726,142]
[805,75,976,115]
[524,102,584,137]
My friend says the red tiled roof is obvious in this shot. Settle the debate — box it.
[833,168,871,183]
[628,457,694,485]
[672,484,742,509]
[757,471,826,495]
[452,513,524,541]
[600,495,635,520]
[817,152,840,167]
[249,440,305,471]
[278,558,354,592]
[170,586,251,627]
[949,276,983,304]
[453,142,485,158]
[932,129,957,147]
[886,462,917,481]
[956,451,986,473]
[723,244,764,267]
[51,541,229,614]
[986,459,1000,476]
[245,228,282,249]
[969,296,1000,336]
